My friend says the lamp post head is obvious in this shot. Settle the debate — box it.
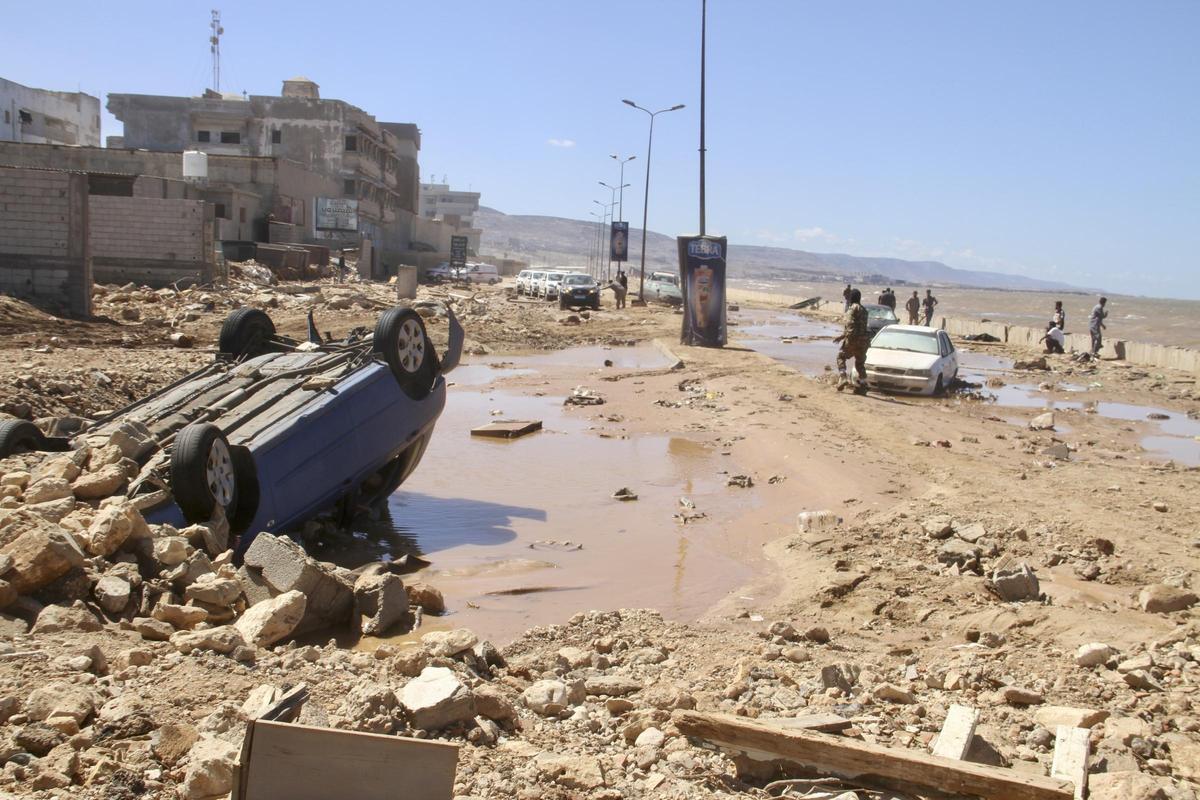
[622,99,637,107]
[669,104,686,111]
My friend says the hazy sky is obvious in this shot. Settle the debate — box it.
[7,1,1198,298]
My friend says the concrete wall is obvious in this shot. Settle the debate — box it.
[89,196,215,287]
[0,166,91,315]
[1,78,101,146]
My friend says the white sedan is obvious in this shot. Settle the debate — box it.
[864,325,958,396]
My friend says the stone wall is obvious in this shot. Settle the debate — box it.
[89,196,215,287]
[0,166,91,315]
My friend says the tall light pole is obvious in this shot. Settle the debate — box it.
[699,0,707,235]
[609,155,636,223]
[588,211,602,276]
[598,183,626,281]
[593,198,617,281]
[623,99,685,302]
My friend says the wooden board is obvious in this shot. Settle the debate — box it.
[673,711,1073,800]
[932,704,979,760]
[236,720,458,800]
[1050,726,1090,800]
[470,419,543,439]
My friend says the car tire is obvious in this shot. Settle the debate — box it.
[171,422,239,525]
[0,420,47,459]
[218,308,276,359]
[934,375,945,396]
[228,446,260,534]
[374,306,438,400]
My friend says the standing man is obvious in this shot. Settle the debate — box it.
[922,289,939,326]
[883,288,897,311]
[1089,296,1108,356]
[1052,301,1066,331]
[337,250,346,283]
[834,289,870,395]
[613,270,628,309]
[905,291,920,324]
[843,284,853,311]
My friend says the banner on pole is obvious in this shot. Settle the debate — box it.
[677,235,727,347]
[610,221,629,262]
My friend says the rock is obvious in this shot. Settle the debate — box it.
[999,686,1044,705]
[821,663,860,693]
[1076,642,1118,668]
[94,575,132,614]
[421,628,478,657]
[796,510,841,533]
[106,420,155,461]
[180,519,229,558]
[85,501,147,557]
[400,666,476,730]
[1139,584,1198,613]
[405,581,445,615]
[782,646,810,663]
[523,680,574,716]
[114,647,155,669]
[354,571,408,636]
[24,478,73,505]
[584,676,642,696]
[170,332,194,348]
[31,602,101,633]
[1029,412,1055,431]
[236,564,273,606]
[391,647,430,677]
[1034,705,1109,729]
[1123,669,1163,691]
[240,685,282,720]
[0,471,31,489]
[242,533,353,632]
[234,590,306,647]
[152,722,198,767]
[473,685,517,724]
[26,496,76,523]
[154,536,190,567]
[627,646,668,665]
[1162,732,1200,780]
[171,625,245,655]
[990,560,1040,601]
[133,616,174,641]
[339,682,400,734]
[873,683,916,704]
[557,645,593,670]
[184,573,242,607]
[956,522,987,543]
[0,578,13,610]
[15,722,66,757]
[1042,442,1071,460]
[536,754,606,791]
[2,528,86,593]
[1117,654,1154,674]
[769,621,799,640]
[1088,771,1166,800]
[1104,716,1152,744]
[26,682,95,725]
[72,464,127,499]
[635,727,666,747]
[180,736,240,800]
[938,539,982,569]
[1015,356,1051,371]
[804,626,830,643]
[152,602,208,630]
[1152,501,1169,513]
[922,515,954,539]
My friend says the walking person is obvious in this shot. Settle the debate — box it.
[843,284,853,311]
[834,289,870,395]
[905,291,920,325]
[922,289,939,326]
[1089,296,1108,356]
[612,270,628,309]
[1052,300,1066,331]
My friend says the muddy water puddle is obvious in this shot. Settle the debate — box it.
[731,308,839,376]
[332,351,759,644]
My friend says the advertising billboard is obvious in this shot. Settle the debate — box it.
[315,198,359,231]
[677,235,727,347]
[610,221,629,262]
[449,235,468,271]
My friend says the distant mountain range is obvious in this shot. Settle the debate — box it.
[477,207,1084,293]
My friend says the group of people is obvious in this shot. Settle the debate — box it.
[842,284,939,325]
[1040,297,1109,356]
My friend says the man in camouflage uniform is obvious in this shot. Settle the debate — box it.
[835,288,870,394]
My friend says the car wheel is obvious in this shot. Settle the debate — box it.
[934,375,945,396]
[171,422,239,524]
[0,420,47,459]
[228,446,260,534]
[218,308,276,359]
[374,306,438,400]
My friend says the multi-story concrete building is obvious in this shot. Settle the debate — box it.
[418,182,482,252]
[1,77,101,147]
[107,78,421,266]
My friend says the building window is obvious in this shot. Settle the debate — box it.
[344,135,357,152]
[343,179,356,197]
[196,130,211,142]
[214,203,227,219]
[239,207,246,223]
[271,128,282,144]
[18,110,32,125]
[220,131,241,144]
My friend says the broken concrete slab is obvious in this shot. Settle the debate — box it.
[400,666,476,730]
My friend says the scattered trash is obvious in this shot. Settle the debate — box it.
[470,420,543,439]
[727,474,753,488]
[564,386,605,406]
[612,487,639,501]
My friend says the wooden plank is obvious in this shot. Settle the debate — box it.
[1050,726,1090,800]
[761,714,852,734]
[673,710,1073,800]
[238,720,458,800]
[931,704,979,760]
[470,419,543,439]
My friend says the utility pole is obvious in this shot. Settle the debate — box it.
[210,10,224,92]
[699,0,707,235]
[623,100,685,302]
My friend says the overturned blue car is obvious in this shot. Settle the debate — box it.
[0,303,461,552]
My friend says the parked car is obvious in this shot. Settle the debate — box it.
[0,305,463,553]
[645,271,683,305]
[864,304,899,338]
[425,262,453,283]
[515,269,534,295]
[540,270,570,300]
[864,325,958,396]
[558,273,601,310]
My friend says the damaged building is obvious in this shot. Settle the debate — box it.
[1,77,101,147]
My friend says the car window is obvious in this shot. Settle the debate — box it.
[564,275,592,285]
[870,328,940,355]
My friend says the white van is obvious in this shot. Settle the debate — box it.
[462,262,500,284]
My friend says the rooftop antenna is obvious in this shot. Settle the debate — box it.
[209,10,224,92]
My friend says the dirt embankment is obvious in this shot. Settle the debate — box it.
[0,278,1197,799]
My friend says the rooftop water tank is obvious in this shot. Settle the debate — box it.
[182,150,208,180]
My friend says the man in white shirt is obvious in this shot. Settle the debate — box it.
[1042,322,1065,354]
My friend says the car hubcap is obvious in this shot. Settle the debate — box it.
[396,318,425,373]
[206,438,235,509]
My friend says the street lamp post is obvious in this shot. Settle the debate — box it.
[592,198,617,281]
[610,154,636,223]
[622,99,685,302]
[598,183,626,281]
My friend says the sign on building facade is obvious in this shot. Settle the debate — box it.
[315,198,359,231]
